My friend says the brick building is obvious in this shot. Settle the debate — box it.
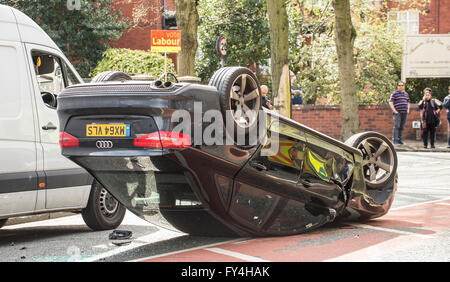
[384,0,450,35]
[110,0,178,67]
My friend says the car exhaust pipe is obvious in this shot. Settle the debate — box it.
[163,81,173,88]
[154,80,164,88]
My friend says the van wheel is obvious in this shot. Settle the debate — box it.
[92,71,131,82]
[0,219,7,229]
[81,181,126,231]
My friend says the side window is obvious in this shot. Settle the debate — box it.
[62,61,80,86]
[31,51,80,108]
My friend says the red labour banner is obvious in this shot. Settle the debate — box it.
[151,30,181,53]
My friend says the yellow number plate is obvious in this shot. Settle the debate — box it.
[86,124,130,137]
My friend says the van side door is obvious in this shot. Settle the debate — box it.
[24,43,91,210]
[0,38,38,215]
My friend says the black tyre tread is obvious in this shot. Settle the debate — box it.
[92,71,131,82]
[81,181,126,231]
[208,67,232,89]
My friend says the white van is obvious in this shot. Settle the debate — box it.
[0,5,125,230]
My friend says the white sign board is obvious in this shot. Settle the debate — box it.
[402,35,450,80]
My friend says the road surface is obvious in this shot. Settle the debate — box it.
[0,152,449,262]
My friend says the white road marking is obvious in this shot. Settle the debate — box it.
[205,247,270,262]
[130,238,245,262]
[349,223,434,239]
[391,196,450,210]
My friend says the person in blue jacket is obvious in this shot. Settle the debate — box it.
[289,71,303,105]
[292,87,303,105]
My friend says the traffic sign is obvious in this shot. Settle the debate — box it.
[216,36,227,57]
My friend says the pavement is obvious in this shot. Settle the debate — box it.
[393,138,450,152]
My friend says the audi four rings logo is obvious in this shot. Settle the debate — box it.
[96,140,113,149]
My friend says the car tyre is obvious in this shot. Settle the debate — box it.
[81,181,126,231]
[345,131,397,189]
[92,71,131,82]
[209,67,261,143]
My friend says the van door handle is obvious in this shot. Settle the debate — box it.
[42,122,57,130]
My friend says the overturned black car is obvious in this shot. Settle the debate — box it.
[57,67,397,237]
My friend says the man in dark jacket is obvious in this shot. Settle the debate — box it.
[389,81,410,145]
[443,86,450,148]
[261,85,273,110]
[418,88,442,149]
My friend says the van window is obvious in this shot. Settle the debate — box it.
[31,51,80,108]
[62,62,79,86]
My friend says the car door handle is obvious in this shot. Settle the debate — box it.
[250,161,268,171]
[299,179,311,188]
[42,122,57,130]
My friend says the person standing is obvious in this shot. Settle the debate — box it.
[441,86,450,148]
[418,88,442,149]
[292,88,303,105]
[261,85,273,110]
[389,81,410,145]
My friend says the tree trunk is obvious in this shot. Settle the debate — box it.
[333,0,359,140]
[267,0,291,118]
[175,0,199,76]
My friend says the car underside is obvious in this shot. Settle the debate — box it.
[57,67,397,237]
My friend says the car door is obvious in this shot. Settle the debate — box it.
[232,114,349,235]
[0,39,38,216]
[25,43,91,210]
[231,115,312,234]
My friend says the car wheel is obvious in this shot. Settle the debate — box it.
[209,67,261,138]
[91,71,132,82]
[81,181,126,231]
[0,219,7,229]
[345,131,397,189]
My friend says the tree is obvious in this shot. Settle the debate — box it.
[196,0,270,83]
[1,0,129,77]
[333,0,359,140]
[175,0,199,76]
[291,1,404,106]
[267,0,290,117]
[91,48,175,78]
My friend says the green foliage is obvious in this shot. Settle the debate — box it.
[406,78,450,103]
[291,3,404,105]
[91,48,175,78]
[0,0,130,77]
[196,0,270,83]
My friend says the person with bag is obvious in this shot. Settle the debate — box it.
[418,88,442,149]
[442,86,450,148]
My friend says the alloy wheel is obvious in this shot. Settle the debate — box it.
[228,73,261,130]
[358,137,395,186]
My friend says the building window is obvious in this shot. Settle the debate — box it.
[388,10,420,35]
